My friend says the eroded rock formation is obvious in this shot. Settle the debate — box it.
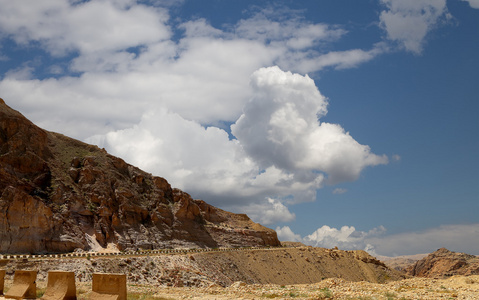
[406,247,479,278]
[0,98,280,254]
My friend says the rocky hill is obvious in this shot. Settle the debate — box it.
[2,247,405,287]
[0,98,280,254]
[376,253,428,271]
[406,247,479,278]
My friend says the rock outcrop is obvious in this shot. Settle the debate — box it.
[406,248,479,278]
[0,99,280,254]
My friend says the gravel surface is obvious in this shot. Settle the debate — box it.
[125,275,479,299]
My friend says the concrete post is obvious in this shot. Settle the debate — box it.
[41,271,77,300]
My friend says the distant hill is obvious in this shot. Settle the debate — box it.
[0,98,280,254]
[406,248,479,278]
[376,253,428,271]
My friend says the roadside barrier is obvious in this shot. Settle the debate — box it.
[41,271,77,300]
[4,270,37,300]
[89,273,126,300]
[0,245,287,261]
[0,269,5,295]
[0,271,127,300]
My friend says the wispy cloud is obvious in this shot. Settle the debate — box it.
[332,188,348,194]
[367,224,479,256]
[379,0,449,54]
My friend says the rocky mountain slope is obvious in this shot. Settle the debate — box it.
[0,98,280,254]
[406,248,479,278]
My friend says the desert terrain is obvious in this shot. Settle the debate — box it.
[1,246,479,299]
[2,275,478,300]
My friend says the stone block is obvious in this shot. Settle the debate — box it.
[5,270,37,300]
[41,271,77,300]
[89,273,126,300]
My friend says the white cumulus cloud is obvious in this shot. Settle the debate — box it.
[232,66,388,184]
[276,226,303,242]
[304,225,386,250]
[87,66,386,224]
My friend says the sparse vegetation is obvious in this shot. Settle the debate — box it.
[385,291,396,299]
[36,287,46,298]
[127,292,172,300]
[262,292,281,298]
[319,287,333,298]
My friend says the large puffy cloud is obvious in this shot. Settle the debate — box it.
[241,198,296,225]
[87,107,301,224]
[88,108,258,197]
[276,224,479,256]
[379,0,448,54]
[304,225,386,251]
[87,66,386,224]
[276,224,381,251]
[233,66,388,184]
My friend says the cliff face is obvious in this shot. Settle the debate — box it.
[0,98,280,254]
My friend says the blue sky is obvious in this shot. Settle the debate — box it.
[0,0,478,256]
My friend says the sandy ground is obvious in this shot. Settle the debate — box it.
[127,275,479,299]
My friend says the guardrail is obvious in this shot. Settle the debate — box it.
[0,246,286,260]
